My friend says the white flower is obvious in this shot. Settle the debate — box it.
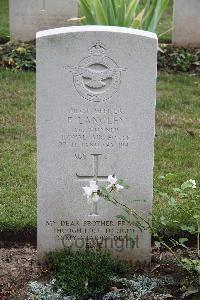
[107,175,124,191]
[83,180,99,203]
[189,179,196,189]
[108,175,118,186]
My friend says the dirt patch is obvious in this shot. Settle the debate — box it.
[0,245,49,300]
[0,230,36,247]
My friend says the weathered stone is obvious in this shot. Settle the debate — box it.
[9,0,77,42]
[173,0,200,48]
[37,26,157,263]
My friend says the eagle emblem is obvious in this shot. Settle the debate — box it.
[66,41,126,102]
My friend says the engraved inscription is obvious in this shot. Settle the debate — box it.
[66,41,126,102]
[59,107,131,149]
[77,154,108,216]
[45,219,139,251]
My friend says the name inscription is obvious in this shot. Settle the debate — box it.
[59,107,131,149]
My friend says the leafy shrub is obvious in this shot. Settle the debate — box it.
[79,0,169,32]
[153,175,199,237]
[158,44,200,73]
[0,42,199,74]
[48,250,130,300]
[0,42,36,71]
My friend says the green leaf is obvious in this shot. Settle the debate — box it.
[125,0,139,27]
[117,179,129,189]
[94,0,108,25]
[181,225,196,234]
[154,241,161,248]
[79,0,96,24]
[168,197,177,207]
[100,186,110,197]
[128,230,136,249]
[158,192,169,199]
[160,216,168,225]
[116,0,126,27]
[194,214,200,220]
[181,180,193,190]
[179,237,188,244]
[165,172,174,178]
[105,0,116,25]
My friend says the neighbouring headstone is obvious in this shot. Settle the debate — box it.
[37,26,157,263]
[173,0,200,47]
[9,0,77,42]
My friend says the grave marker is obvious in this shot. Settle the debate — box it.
[173,0,200,47]
[37,26,157,263]
[9,0,77,42]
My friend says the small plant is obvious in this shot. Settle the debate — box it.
[48,249,130,300]
[153,177,199,250]
[103,275,172,299]
[153,175,200,287]
[0,42,36,71]
[79,0,169,33]
[82,175,200,287]
[27,279,75,300]
[158,44,200,73]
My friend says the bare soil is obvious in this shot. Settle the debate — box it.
[0,244,49,300]
[0,244,198,300]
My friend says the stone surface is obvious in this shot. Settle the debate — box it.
[173,0,200,48]
[37,26,157,263]
[9,0,77,42]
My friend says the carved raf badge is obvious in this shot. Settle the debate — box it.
[67,41,126,102]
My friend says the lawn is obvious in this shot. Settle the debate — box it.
[0,70,36,231]
[0,69,199,233]
[0,0,9,41]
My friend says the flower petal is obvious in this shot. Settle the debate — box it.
[83,186,93,197]
[108,175,117,185]
[116,184,124,191]
[89,180,99,192]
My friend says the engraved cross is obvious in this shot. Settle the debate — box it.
[76,154,108,216]
[41,0,46,11]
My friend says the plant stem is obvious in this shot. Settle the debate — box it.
[198,223,200,258]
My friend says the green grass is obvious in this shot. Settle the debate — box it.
[156,73,200,180]
[0,70,199,234]
[153,73,200,236]
[0,0,9,41]
[0,70,36,230]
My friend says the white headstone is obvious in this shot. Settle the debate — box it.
[173,0,200,47]
[9,0,77,42]
[37,26,157,263]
